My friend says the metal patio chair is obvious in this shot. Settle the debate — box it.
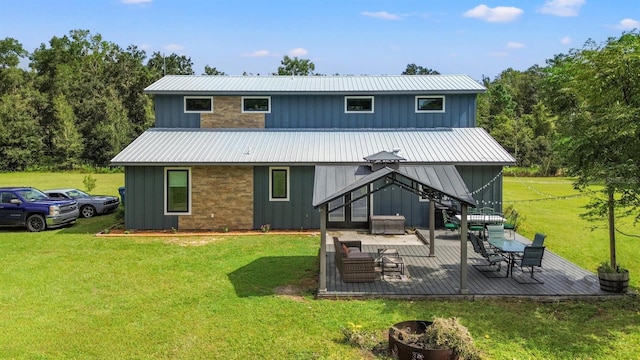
[513,246,545,284]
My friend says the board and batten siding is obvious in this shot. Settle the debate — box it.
[124,166,178,230]
[154,95,201,128]
[253,166,319,230]
[153,94,477,129]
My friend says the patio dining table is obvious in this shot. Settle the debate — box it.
[455,214,506,225]
[487,237,526,277]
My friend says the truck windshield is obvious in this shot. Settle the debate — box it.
[17,189,50,202]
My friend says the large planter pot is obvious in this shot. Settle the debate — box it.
[598,269,629,293]
[389,321,457,360]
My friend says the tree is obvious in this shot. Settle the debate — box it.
[276,55,315,75]
[0,37,28,69]
[402,63,440,75]
[203,65,225,75]
[147,52,194,78]
[547,32,640,270]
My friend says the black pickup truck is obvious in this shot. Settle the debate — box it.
[0,187,80,232]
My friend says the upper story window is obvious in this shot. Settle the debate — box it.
[164,167,191,215]
[415,96,445,113]
[345,96,374,113]
[269,167,290,201]
[242,96,271,113]
[184,96,213,113]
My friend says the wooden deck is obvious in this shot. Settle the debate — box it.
[319,229,618,300]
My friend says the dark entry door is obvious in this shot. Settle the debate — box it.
[327,186,369,229]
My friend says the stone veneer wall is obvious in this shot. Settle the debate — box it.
[178,166,254,230]
[201,96,265,128]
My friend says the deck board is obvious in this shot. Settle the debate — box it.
[320,229,617,299]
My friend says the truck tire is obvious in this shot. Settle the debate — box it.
[26,214,46,232]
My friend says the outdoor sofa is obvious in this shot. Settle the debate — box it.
[333,237,376,283]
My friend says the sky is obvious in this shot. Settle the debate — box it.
[1,0,639,81]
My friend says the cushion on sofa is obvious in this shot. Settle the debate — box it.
[346,251,371,259]
[341,243,349,254]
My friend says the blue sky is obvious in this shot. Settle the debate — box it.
[1,0,638,80]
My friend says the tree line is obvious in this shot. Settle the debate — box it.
[0,29,638,185]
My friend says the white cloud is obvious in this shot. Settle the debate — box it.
[164,44,184,52]
[288,48,308,57]
[243,50,271,58]
[616,18,640,30]
[121,0,151,4]
[539,0,585,17]
[138,43,152,51]
[463,4,523,23]
[560,36,572,44]
[362,11,402,20]
[507,41,525,49]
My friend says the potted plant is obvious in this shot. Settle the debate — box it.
[597,261,629,293]
[389,317,481,360]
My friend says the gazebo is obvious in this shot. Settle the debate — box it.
[313,151,477,295]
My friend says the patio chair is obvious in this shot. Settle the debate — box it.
[486,224,506,241]
[442,210,459,232]
[532,233,547,247]
[503,210,518,238]
[513,246,545,284]
[470,233,508,277]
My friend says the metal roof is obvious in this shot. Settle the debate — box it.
[111,128,515,166]
[144,75,486,95]
[312,165,476,207]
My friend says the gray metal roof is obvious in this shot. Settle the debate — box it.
[312,165,476,207]
[144,75,486,95]
[111,128,515,166]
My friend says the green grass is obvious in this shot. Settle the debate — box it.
[504,176,639,287]
[1,172,639,358]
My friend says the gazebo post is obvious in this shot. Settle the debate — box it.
[429,196,435,256]
[319,204,327,293]
[460,204,469,294]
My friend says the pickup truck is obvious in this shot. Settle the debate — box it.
[0,187,80,232]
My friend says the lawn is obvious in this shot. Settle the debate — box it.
[503,176,639,287]
[1,172,639,359]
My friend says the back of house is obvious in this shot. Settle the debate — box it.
[111,75,514,231]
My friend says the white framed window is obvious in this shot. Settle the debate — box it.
[415,95,445,113]
[184,96,213,113]
[164,167,192,215]
[242,96,271,113]
[345,96,374,113]
[269,167,290,201]
[418,184,429,202]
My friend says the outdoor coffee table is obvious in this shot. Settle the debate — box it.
[381,255,405,276]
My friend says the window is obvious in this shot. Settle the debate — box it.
[415,96,445,113]
[345,96,374,113]
[328,197,345,222]
[165,168,191,214]
[351,187,368,222]
[269,167,289,201]
[418,184,429,202]
[184,96,213,113]
[242,96,271,113]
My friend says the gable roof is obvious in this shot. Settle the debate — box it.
[312,165,476,207]
[144,75,486,95]
[110,128,515,166]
